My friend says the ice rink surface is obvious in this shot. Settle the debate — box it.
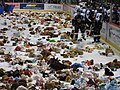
[0,12,120,89]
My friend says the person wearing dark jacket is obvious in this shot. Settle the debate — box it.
[93,9,103,43]
[73,9,86,40]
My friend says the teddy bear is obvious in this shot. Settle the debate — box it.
[0,41,4,46]
[62,60,72,66]
[105,46,114,56]
[106,59,120,70]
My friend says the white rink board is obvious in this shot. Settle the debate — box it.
[44,4,63,11]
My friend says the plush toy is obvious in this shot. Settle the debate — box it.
[63,54,69,58]
[0,68,5,77]
[25,42,30,48]
[0,36,5,39]
[0,49,4,55]
[93,65,100,71]
[87,78,98,88]
[94,44,104,50]
[36,78,44,89]
[22,69,32,77]
[51,47,60,53]
[65,16,71,21]
[71,63,83,69]
[5,57,12,62]
[63,24,68,28]
[26,48,34,52]
[1,28,8,31]
[0,41,4,46]
[29,52,35,57]
[16,85,28,90]
[70,48,84,55]
[41,49,51,58]
[14,46,21,51]
[106,59,120,69]
[18,79,27,87]
[85,46,94,53]
[2,74,9,81]
[18,27,25,31]
[44,27,54,31]
[104,68,114,76]
[49,39,56,42]
[30,31,35,35]
[62,60,72,66]
[45,80,55,89]
[105,47,114,56]
[65,75,71,82]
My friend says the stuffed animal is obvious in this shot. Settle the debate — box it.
[65,75,71,82]
[14,46,22,51]
[63,54,69,58]
[18,79,27,87]
[5,57,12,62]
[0,68,5,77]
[25,42,30,48]
[106,59,120,69]
[0,49,4,55]
[85,46,94,53]
[26,49,34,52]
[45,80,55,89]
[63,24,68,28]
[44,27,54,31]
[70,48,83,56]
[16,85,28,90]
[51,47,61,53]
[30,31,35,35]
[104,68,114,76]
[87,78,98,88]
[65,16,71,21]
[105,47,114,56]
[29,52,35,57]
[0,41,4,46]
[29,27,34,31]
[1,28,8,31]
[94,44,104,50]
[62,60,72,66]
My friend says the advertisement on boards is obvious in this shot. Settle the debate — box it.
[6,3,20,9]
[44,4,63,11]
[108,24,120,47]
[101,22,120,49]
[20,3,44,10]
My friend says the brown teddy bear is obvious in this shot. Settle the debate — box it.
[0,41,4,46]
[62,60,72,66]
[45,80,55,90]
[106,59,120,69]
[105,47,114,56]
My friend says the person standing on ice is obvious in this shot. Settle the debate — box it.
[73,8,86,40]
[73,3,82,18]
[72,1,82,28]
[80,6,87,40]
[73,9,81,40]
[93,8,103,43]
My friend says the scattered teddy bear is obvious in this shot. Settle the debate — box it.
[105,46,114,56]
[106,59,120,70]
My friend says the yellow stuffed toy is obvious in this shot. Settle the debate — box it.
[25,42,30,48]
